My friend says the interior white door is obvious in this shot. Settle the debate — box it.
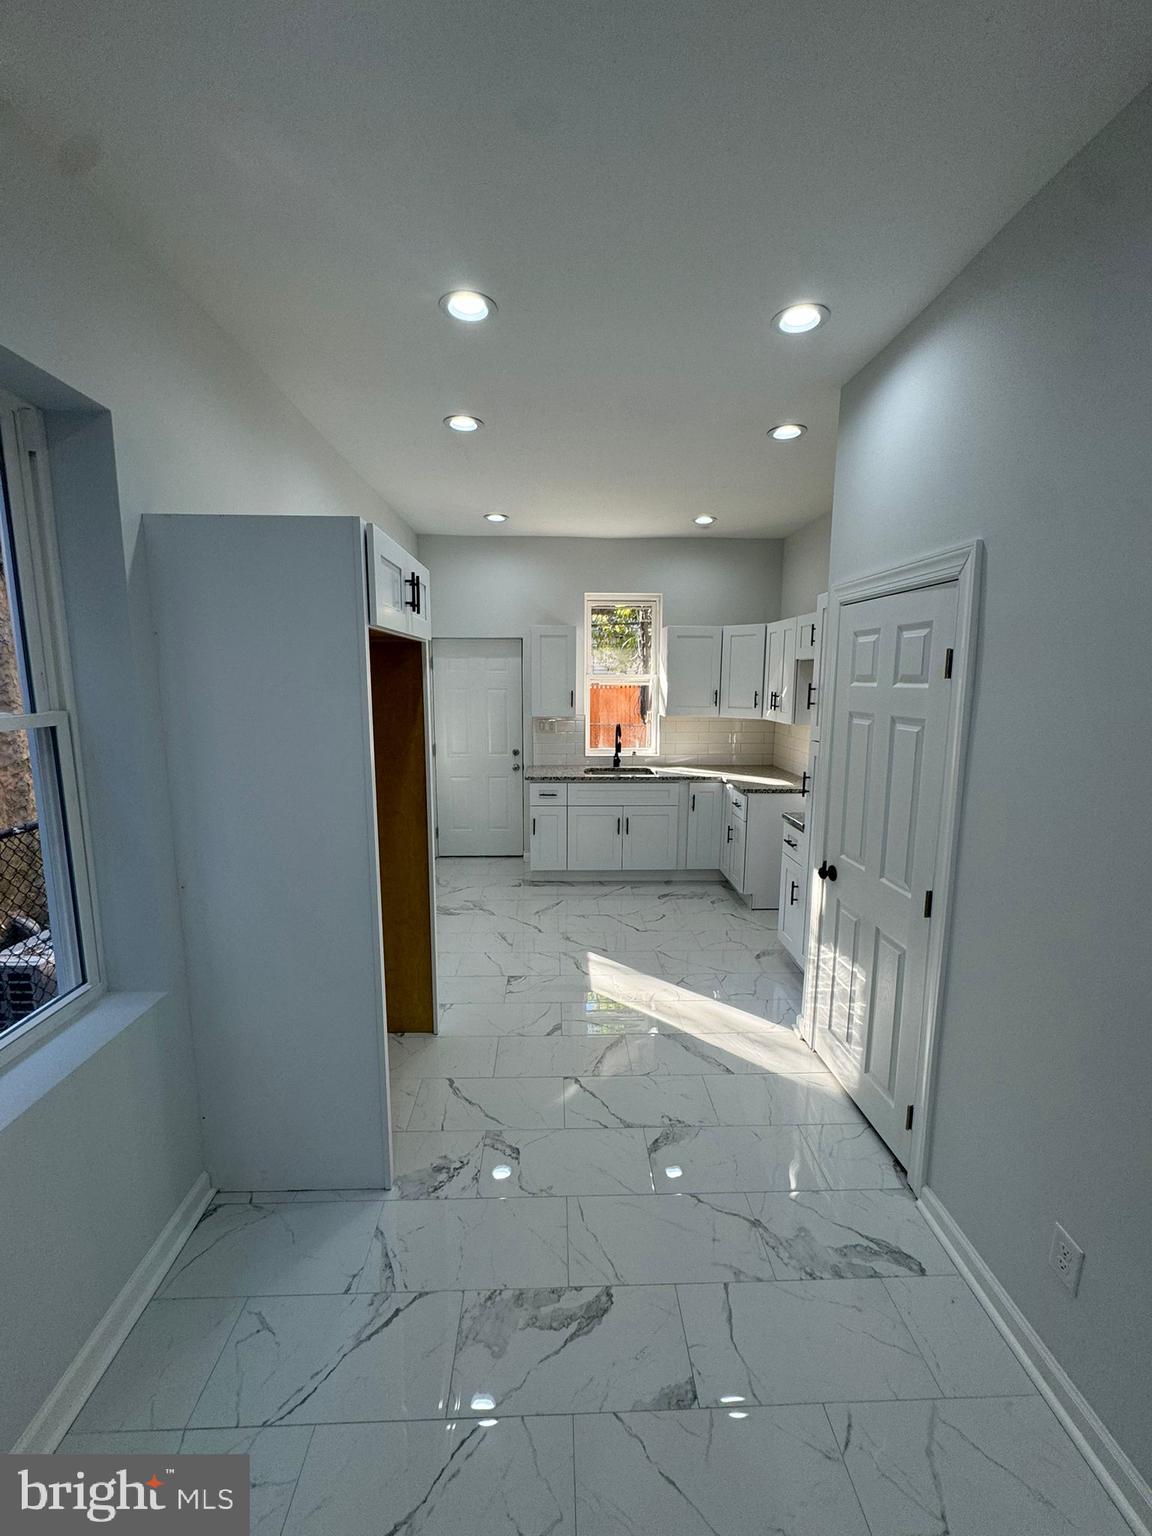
[811,581,958,1165]
[432,639,524,856]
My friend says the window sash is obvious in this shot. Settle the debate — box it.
[584,593,662,755]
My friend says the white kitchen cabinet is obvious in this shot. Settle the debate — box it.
[719,783,806,908]
[778,850,807,959]
[567,804,624,869]
[662,625,723,716]
[530,805,567,870]
[530,625,578,717]
[720,804,746,889]
[809,593,829,744]
[719,624,767,717]
[622,803,679,870]
[764,619,797,724]
[685,781,724,868]
[366,524,429,638]
[794,612,819,661]
[406,555,431,641]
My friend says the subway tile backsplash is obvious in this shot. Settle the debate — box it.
[532,715,778,767]
[771,722,812,775]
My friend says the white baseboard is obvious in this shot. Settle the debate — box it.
[918,1185,1151,1536]
[14,1171,215,1453]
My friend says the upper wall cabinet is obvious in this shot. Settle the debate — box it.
[720,624,767,718]
[763,619,797,724]
[662,625,723,716]
[366,524,430,640]
[530,625,578,717]
[794,612,819,661]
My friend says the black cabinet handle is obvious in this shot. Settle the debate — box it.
[532,817,536,834]
[806,682,816,709]
[539,791,558,797]
[727,825,734,842]
[625,817,630,834]
[713,688,718,706]
[790,880,798,905]
[616,817,621,835]
[753,690,759,709]
[570,690,574,708]
[405,572,421,614]
[784,836,798,849]
[800,772,809,797]
[691,794,696,812]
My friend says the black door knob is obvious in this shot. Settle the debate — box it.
[817,861,828,880]
[827,864,838,882]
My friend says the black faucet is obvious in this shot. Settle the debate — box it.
[612,723,622,768]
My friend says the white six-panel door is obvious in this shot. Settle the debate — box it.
[811,581,958,1166]
[432,639,524,856]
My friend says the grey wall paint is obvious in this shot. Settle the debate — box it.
[0,116,411,1444]
[831,87,1152,1480]
[780,513,832,617]
[420,536,784,635]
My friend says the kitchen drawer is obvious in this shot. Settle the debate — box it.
[567,781,682,806]
[781,818,806,863]
[726,785,748,821]
[529,783,568,806]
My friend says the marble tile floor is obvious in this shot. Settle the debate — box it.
[59,858,1131,1534]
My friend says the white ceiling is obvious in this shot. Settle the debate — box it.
[3,1,1151,537]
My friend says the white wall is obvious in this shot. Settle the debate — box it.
[831,87,1152,1486]
[0,117,413,1447]
[420,535,783,634]
[779,513,831,617]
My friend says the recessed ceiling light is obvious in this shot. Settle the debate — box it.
[490,1163,513,1177]
[772,302,830,334]
[440,290,496,322]
[728,1410,749,1420]
[445,414,482,432]
[694,515,717,527]
[478,1418,499,1428]
[470,1394,496,1413]
[484,512,509,524]
[719,1395,746,1405]
[769,423,807,441]
[664,1165,684,1180]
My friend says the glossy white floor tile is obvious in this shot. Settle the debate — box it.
[574,1408,870,1536]
[678,1279,942,1405]
[189,1291,462,1426]
[355,1197,568,1290]
[158,1200,382,1298]
[479,1128,654,1196]
[282,1418,576,1536]
[827,1395,1132,1535]
[450,1285,695,1415]
[646,1124,829,1192]
[69,858,1124,1536]
[72,1298,244,1431]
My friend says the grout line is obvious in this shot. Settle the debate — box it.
[822,1401,878,1536]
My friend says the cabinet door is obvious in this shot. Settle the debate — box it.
[721,813,746,890]
[366,525,409,635]
[794,612,818,661]
[663,626,722,716]
[623,804,679,870]
[405,558,431,642]
[567,805,623,869]
[765,620,797,724]
[686,784,723,868]
[530,806,567,871]
[719,624,766,717]
[530,626,578,717]
[779,853,807,960]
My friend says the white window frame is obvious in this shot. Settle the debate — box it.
[583,592,663,757]
[0,391,103,1063]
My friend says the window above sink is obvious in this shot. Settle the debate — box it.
[584,593,662,758]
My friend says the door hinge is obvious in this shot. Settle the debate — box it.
[943,647,954,679]
[905,1104,915,1131]
[923,889,933,918]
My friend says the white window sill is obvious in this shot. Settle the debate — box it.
[0,989,167,1133]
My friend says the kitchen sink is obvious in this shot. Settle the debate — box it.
[584,766,658,775]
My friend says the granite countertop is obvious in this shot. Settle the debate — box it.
[524,763,803,795]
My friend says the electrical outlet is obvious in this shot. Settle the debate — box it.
[1049,1223,1085,1296]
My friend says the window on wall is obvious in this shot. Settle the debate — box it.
[0,392,98,1053]
[584,594,662,756]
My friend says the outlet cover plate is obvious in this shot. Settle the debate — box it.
[1049,1222,1085,1295]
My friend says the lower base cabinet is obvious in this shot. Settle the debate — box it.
[529,805,567,870]
[778,851,807,960]
[685,782,724,868]
[622,803,679,870]
[568,804,625,869]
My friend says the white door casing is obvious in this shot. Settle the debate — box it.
[811,578,959,1169]
[433,639,524,856]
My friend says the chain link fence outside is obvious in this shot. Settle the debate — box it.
[0,818,56,1029]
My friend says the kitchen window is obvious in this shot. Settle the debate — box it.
[584,593,662,756]
[0,392,99,1055]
